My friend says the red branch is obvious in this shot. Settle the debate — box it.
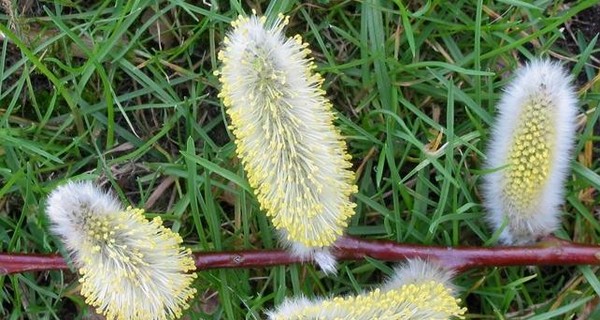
[2,236,600,275]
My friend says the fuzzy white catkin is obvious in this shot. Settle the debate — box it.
[483,60,578,245]
[267,259,466,319]
[46,181,197,320]
[216,14,358,273]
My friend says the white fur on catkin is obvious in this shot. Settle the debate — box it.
[46,181,197,319]
[216,14,358,273]
[267,259,466,319]
[483,60,578,244]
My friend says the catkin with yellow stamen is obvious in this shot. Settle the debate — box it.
[267,259,466,319]
[483,60,578,244]
[46,181,197,320]
[216,14,357,272]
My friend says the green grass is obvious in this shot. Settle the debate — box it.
[1,0,600,318]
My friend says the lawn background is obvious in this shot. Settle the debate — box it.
[1,0,600,319]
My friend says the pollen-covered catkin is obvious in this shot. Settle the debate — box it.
[46,181,197,320]
[483,60,578,244]
[216,14,358,273]
[267,259,466,319]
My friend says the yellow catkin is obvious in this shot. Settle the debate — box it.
[483,60,578,244]
[504,103,553,213]
[216,13,357,260]
[46,182,197,320]
[268,260,467,319]
[269,281,466,320]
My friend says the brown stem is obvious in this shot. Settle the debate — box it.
[0,253,68,274]
[2,236,600,275]
[334,236,600,272]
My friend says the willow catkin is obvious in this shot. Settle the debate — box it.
[267,259,466,319]
[46,181,197,320]
[216,14,357,272]
[483,60,578,244]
